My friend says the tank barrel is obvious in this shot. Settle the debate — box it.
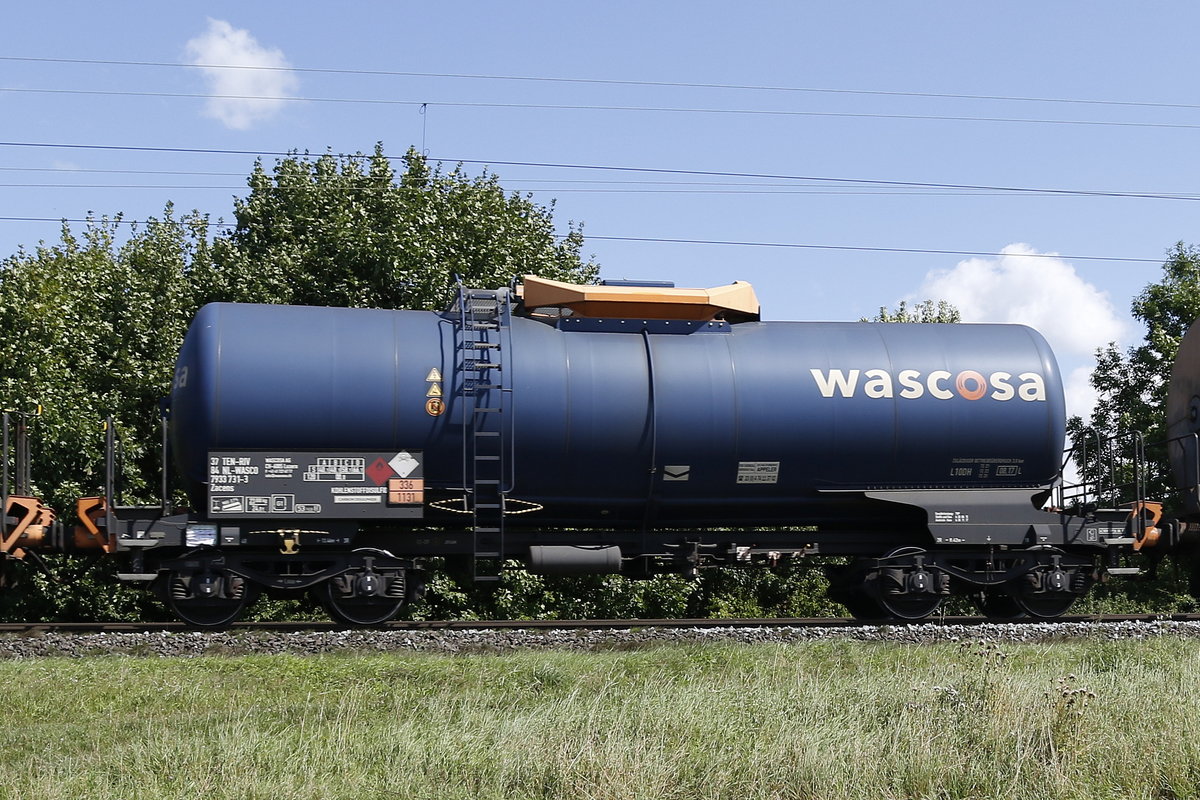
[1166,318,1200,516]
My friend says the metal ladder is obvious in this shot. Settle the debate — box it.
[453,284,513,581]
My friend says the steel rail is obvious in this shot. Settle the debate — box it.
[0,614,1195,634]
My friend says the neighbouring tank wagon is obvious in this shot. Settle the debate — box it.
[6,275,1196,626]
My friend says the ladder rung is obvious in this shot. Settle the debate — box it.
[475,431,500,438]
[473,575,501,582]
[466,342,499,349]
[475,503,502,509]
[475,527,501,533]
[1107,567,1142,575]
[476,479,501,485]
[463,362,501,370]
[475,551,501,557]
[474,408,501,413]
[475,455,500,461]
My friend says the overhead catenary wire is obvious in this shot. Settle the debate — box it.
[0,141,1196,202]
[3,55,1199,113]
[0,214,1163,264]
[6,183,1158,197]
[5,86,1200,132]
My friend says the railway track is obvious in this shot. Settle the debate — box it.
[0,614,1196,634]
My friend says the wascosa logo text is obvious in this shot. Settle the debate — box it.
[809,369,1047,402]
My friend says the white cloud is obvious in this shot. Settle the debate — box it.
[914,243,1129,418]
[184,19,298,130]
[1063,365,1100,421]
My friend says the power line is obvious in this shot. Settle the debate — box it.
[6,86,1200,131]
[444,158,1200,202]
[1,141,1195,202]
[3,55,1198,113]
[582,234,1163,263]
[0,166,246,177]
[1,166,1196,198]
[0,214,1162,264]
[4,181,1195,198]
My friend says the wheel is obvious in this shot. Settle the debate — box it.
[827,560,888,620]
[165,570,257,629]
[838,587,889,621]
[1006,555,1083,618]
[316,570,406,627]
[877,590,943,621]
[1009,581,1077,618]
[971,588,1027,620]
[876,547,943,621]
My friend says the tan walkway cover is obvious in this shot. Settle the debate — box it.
[519,275,760,322]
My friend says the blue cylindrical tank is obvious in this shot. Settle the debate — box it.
[171,302,1065,527]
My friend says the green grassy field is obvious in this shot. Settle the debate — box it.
[1,637,1198,799]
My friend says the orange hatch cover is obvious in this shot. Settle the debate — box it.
[519,275,760,322]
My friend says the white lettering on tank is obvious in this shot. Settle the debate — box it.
[1018,372,1047,401]
[863,369,894,398]
[809,369,860,398]
[808,367,1048,402]
[927,371,953,399]
[897,369,924,399]
[989,371,1014,401]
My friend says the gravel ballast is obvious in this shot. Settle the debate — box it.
[1,619,1199,658]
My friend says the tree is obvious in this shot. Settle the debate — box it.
[205,145,597,310]
[0,145,599,620]
[1069,243,1200,607]
[865,299,961,323]
[1071,243,1200,504]
[0,209,213,620]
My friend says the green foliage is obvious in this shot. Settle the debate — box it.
[400,560,841,621]
[865,298,961,323]
[0,209,209,515]
[206,145,597,309]
[1070,243,1200,600]
[0,145,598,622]
[1071,243,1200,502]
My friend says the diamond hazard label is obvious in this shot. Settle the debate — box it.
[365,457,395,486]
[389,451,419,478]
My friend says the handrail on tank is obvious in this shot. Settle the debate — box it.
[1056,428,1147,513]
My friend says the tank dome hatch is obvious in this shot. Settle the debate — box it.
[517,275,760,322]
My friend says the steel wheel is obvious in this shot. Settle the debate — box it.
[839,587,889,621]
[876,547,943,621]
[316,571,406,627]
[877,590,943,621]
[1009,582,1077,618]
[165,570,257,629]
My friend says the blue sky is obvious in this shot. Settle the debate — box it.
[4,2,1200,417]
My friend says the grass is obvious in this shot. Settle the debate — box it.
[1,638,1199,799]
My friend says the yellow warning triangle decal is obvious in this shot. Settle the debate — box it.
[425,367,442,382]
[426,383,443,398]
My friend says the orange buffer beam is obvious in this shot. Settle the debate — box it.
[2,495,55,559]
[73,496,116,553]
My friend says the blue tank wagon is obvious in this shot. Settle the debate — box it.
[80,276,1172,626]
